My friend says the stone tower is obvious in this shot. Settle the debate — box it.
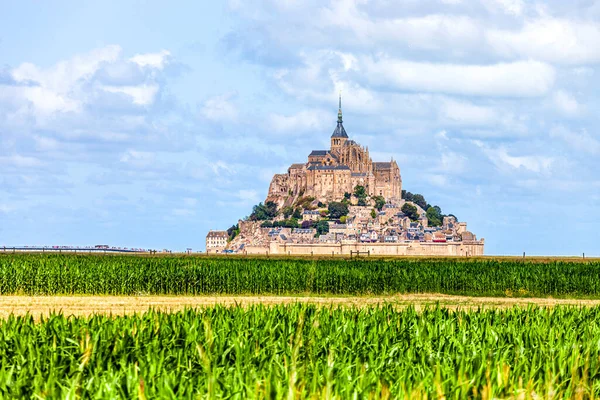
[330,93,348,152]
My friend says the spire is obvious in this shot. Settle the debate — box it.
[337,90,343,123]
[331,91,348,139]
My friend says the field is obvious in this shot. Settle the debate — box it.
[2,254,600,398]
[2,305,600,398]
[1,253,600,297]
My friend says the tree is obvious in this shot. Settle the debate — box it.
[402,191,414,202]
[249,201,278,221]
[373,195,386,211]
[370,209,377,219]
[301,220,314,229]
[227,224,239,241]
[315,220,329,236]
[328,202,349,219]
[426,206,443,227]
[340,215,347,224]
[344,192,351,200]
[281,206,294,219]
[412,194,427,210]
[292,207,302,219]
[354,185,367,199]
[401,203,419,221]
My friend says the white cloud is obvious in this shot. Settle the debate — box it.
[363,57,555,97]
[487,18,600,64]
[550,126,600,155]
[129,50,171,70]
[1,45,169,122]
[267,109,327,133]
[552,90,579,116]
[438,99,498,125]
[483,0,525,16]
[201,93,238,122]
[478,143,554,173]
[102,84,159,105]
[0,155,45,168]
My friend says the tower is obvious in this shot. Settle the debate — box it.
[330,92,348,153]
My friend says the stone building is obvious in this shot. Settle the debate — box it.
[205,230,228,253]
[267,95,402,206]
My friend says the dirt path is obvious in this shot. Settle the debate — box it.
[1,294,600,318]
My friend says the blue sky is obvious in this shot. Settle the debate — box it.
[1,0,599,255]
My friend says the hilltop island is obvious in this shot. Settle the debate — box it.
[207,96,484,256]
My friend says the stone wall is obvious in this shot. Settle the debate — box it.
[269,240,485,256]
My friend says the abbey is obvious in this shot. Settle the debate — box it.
[267,96,402,205]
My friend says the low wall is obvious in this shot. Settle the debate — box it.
[269,241,484,256]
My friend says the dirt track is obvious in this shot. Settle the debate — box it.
[0,294,600,318]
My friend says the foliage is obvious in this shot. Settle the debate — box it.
[301,220,314,229]
[315,221,329,236]
[373,195,386,211]
[426,206,443,227]
[412,194,427,210]
[353,185,367,207]
[281,206,294,219]
[343,192,351,200]
[339,216,347,224]
[2,255,600,298]
[226,224,239,241]
[292,207,302,220]
[317,201,325,208]
[295,196,316,210]
[249,201,278,221]
[370,209,377,219]
[328,202,349,219]
[3,305,600,398]
[401,203,419,221]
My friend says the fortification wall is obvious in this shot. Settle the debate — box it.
[268,241,484,256]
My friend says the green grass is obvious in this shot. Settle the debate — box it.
[1,254,600,297]
[2,305,600,398]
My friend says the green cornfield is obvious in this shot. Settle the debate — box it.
[1,254,600,297]
[1,305,600,398]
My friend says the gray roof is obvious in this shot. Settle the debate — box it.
[332,122,348,138]
[343,139,358,146]
[288,163,305,170]
[309,150,328,157]
[206,231,228,238]
[307,165,351,171]
[351,172,367,177]
[373,162,392,169]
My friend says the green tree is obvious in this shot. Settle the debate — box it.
[402,191,414,202]
[370,209,377,219]
[344,192,351,200]
[281,206,294,219]
[249,201,278,221]
[340,215,347,224]
[227,224,239,241]
[373,195,386,211]
[354,185,367,199]
[315,220,329,236]
[412,194,427,210]
[401,203,419,221]
[328,202,349,219]
[292,208,302,219]
[426,206,443,227]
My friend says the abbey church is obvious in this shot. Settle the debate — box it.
[267,96,402,205]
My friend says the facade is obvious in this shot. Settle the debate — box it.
[205,230,228,253]
[267,95,402,205]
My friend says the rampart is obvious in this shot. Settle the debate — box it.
[267,241,484,257]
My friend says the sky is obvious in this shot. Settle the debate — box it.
[0,0,599,255]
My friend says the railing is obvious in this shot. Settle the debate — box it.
[0,247,149,254]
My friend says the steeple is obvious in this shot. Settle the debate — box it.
[337,91,343,123]
[331,91,348,139]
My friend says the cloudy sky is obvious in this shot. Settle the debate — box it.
[1,0,599,255]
